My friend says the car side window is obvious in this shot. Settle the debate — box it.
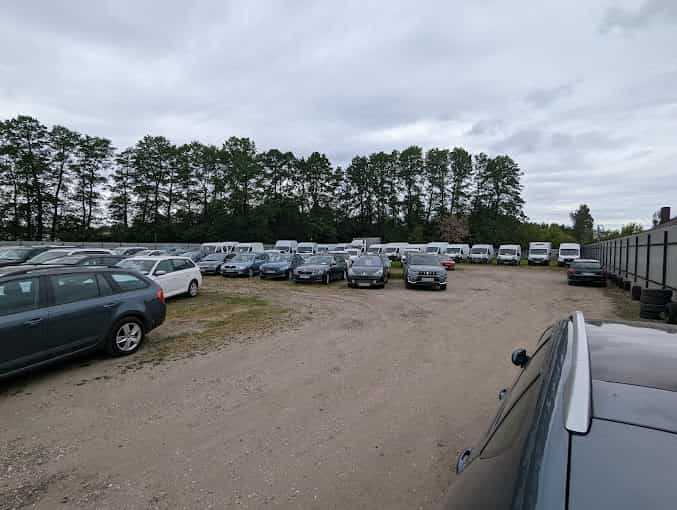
[481,377,541,459]
[155,260,173,274]
[171,259,192,271]
[109,273,148,292]
[96,274,113,296]
[50,273,100,305]
[0,278,40,317]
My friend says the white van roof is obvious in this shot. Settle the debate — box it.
[499,244,521,249]
[559,243,581,249]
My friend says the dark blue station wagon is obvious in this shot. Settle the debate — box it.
[0,266,166,379]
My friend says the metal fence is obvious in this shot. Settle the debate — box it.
[583,222,676,291]
[0,240,203,250]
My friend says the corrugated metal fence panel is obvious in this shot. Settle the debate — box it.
[584,222,677,290]
[0,241,203,250]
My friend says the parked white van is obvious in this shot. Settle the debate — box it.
[235,242,264,254]
[201,242,238,254]
[316,244,335,254]
[528,242,552,266]
[425,242,449,255]
[558,243,581,266]
[446,244,470,262]
[469,244,495,264]
[367,243,384,255]
[297,242,318,255]
[273,240,298,253]
[383,243,409,261]
[497,244,522,265]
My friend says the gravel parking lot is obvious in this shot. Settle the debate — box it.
[0,265,619,510]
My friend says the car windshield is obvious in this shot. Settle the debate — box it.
[367,248,380,254]
[268,254,291,262]
[572,261,601,270]
[385,247,398,253]
[499,248,517,255]
[305,256,332,265]
[561,248,579,256]
[232,254,255,262]
[48,256,86,265]
[425,246,440,253]
[28,250,69,263]
[203,254,225,261]
[471,247,488,254]
[0,247,31,260]
[117,259,156,274]
[298,246,314,253]
[409,254,440,266]
[354,256,382,267]
[202,245,217,254]
[446,247,461,254]
[530,248,548,255]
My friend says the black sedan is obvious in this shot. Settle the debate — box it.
[348,255,388,288]
[260,253,305,280]
[404,254,447,290]
[293,255,347,284]
[45,254,127,267]
[567,259,605,286]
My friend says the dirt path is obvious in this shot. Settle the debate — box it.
[0,266,618,509]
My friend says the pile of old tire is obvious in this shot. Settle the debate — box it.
[631,285,642,300]
[639,288,673,320]
[666,302,677,325]
[616,277,625,289]
[623,280,631,291]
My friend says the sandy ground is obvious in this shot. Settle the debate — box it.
[0,266,619,510]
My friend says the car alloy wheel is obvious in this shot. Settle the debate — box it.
[188,280,199,297]
[115,321,143,352]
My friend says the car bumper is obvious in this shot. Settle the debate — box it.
[528,258,549,265]
[260,270,288,279]
[568,275,605,285]
[407,277,447,288]
[221,268,251,276]
[497,258,520,265]
[349,275,385,287]
[199,267,221,274]
[294,273,324,283]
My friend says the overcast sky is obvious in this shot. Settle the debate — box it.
[2,1,675,228]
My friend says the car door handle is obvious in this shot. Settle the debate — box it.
[102,302,119,309]
[498,388,508,400]
[24,317,43,326]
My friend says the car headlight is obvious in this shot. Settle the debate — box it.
[374,269,383,277]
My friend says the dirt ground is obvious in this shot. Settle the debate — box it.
[0,265,620,510]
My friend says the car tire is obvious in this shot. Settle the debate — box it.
[666,302,677,325]
[248,268,254,278]
[631,285,642,300]
[187,279,199,297]
[640,302,665,320]
[640,289,673,305]
[324,273,330,285]
[405,281,413,289]
[288,271,293,281]
[106,317,145,356]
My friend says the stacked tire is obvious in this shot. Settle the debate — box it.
[639,288,673,320]
[631,285,642,301]
[666,302,677,325]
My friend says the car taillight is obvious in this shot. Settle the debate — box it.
[156,288,165,304]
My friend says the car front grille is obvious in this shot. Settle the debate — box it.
[297,270,314,275]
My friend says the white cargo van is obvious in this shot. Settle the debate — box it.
[383,243,409,261]
[497,244,522,265]
[316,244,336,254]
[446,244,470,262]
[350,237,381,253]
[274,240,298,253]
[235,242,264,254]
[425,242,450,255]
[297,242,318,255]
[528,242,552,266]
[469,244,495,264]
[558,243,581,266]
[201,242,238,254]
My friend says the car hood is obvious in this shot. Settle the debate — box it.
[298,264,329,271]
[261,262,290,269]
[199,260,223,266]
[351,266,383,274]
[408,264,445,272]
[224,262,253,268]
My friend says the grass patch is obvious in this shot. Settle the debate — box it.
[603,283,641,322]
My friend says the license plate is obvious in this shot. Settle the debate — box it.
[422,277,434,282]
[582,272,597,276]
[358,282,371,287]
[300,275,310,279]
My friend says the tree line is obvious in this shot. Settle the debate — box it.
[1,114,581,246]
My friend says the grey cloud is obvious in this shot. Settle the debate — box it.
[525,82,576,109]
[600,0,677,33]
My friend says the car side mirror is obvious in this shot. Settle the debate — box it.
[154,270,168,276]
[456,448,472,474]
[511,348,530,368]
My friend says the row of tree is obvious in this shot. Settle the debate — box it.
[1,114,586,246]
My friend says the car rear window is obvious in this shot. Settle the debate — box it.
[50,273,100,305]
[0,278,40,316]
[572,262,601,270]
[110,273,148,292]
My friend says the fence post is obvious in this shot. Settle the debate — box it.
[634,236,638,283]
[618,239,622,278]
[645,234,651,288]
[625,238,629,278]
[663,230,668,289]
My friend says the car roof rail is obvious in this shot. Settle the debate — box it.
[564,311,592,434]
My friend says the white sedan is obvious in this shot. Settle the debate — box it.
[117,256,202,298]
